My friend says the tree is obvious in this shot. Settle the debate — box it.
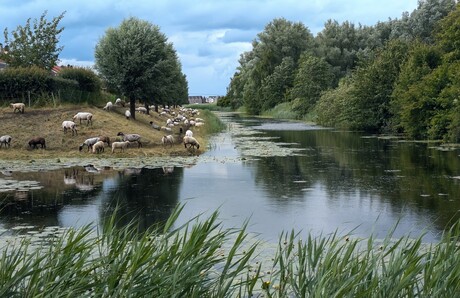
[288,53,333,117]
[1,11,65,70]
[95,17,186,119]
[347,40,410,132]
[227,18,314,115]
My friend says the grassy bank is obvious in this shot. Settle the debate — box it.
[1,205,459,297]
[0,104,225,160]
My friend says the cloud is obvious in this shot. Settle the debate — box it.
[0,0,419,95]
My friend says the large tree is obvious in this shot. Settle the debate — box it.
[1,11,65,70]
[95,17,185,119]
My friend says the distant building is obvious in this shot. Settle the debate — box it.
[188,96,206,104]
[207,96,222,103]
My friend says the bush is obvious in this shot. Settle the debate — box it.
[0,66,53,104]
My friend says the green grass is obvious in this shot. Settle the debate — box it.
[261,102,298,120]
[1,205,460,297]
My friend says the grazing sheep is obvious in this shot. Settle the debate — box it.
[111,141,130,153]
[162,135,174,147]
[115,98,125,107]
[10,103,25,114]
[125,110,131,119]
[195,122,205,127]
[183,136,200,149]
[28,137,46,149]
[117,132,142,148]
[73,112,93,126]
[98,135,111,146]
[79,137,100,152]
[160,126,172,133]
[103,101,113,111]
[92,140,105,154]
[149,121,161,130]
[136,106,147,114]
[78,136,111,152]
[0,135,12,148]
[62,120,78,136]
[185,129,193,137]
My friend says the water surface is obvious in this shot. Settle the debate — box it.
[1,113,460,242]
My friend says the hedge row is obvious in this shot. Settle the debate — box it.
[0,66,103,106]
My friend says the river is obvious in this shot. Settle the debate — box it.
[1,112,460,242]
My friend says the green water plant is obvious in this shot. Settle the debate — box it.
[1,205,460,297]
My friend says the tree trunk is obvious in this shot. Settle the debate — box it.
[144,102,150,115]
[130,97,136,120]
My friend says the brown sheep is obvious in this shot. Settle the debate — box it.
[28,137,46,149]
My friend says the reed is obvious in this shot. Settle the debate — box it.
[1,205,460,297]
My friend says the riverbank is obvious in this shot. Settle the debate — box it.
[0,104,211,161]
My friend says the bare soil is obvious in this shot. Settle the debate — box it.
[0,104,206,160]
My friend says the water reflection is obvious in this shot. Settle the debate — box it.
[1,113,460,242]
[0,166,182,232]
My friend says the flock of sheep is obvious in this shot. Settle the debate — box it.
[1,99,204,154]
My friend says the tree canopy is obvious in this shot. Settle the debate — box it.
[1,11,65,70]
[95,17,187,119]
[225,0,460,142]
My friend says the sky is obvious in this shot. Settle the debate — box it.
[0,0,419,96]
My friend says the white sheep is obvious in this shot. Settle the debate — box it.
[115,98,125,107]
[92,140,105,154]
[136,106,147,114]
[149,121,161,130]
[62,120,78,136]
[117,132,142,148]
[111,140,130,153]
[161,126,172,133]
[183,136,200,149]
[73,112,93,126]
[79,137,100,152]
[125,110,131,119]
[0,135,12,148]
[162,135,174,147]
[185,129,193,137]
[10,103,25,114]
[195,122,205,127]
[103,101,113,111]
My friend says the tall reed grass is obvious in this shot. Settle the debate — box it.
[1,205,459,297]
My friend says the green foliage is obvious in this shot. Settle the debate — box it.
[228,18,314,115]
[260,57,295,111]
[288,53,334,118]
[436,3,460,61]
[262,102,298,120]
[346,40,410,132]
[1,11,65,70]
[95,17,187,119]
[58,67,101,93]
[315,79,355,128]
[2,205,460,296]
[0,66,53,103]
[224,2,460,141]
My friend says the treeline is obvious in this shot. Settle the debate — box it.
[223,0,460,142]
